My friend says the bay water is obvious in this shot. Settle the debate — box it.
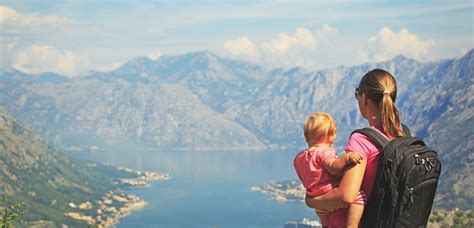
[68,149,315,227]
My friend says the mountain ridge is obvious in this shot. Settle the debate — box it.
[1,50,471,148]
[1,49,472,208]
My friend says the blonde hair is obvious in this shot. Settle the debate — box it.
[358,69,405,138]
[304,112,337,144]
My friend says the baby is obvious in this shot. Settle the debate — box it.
[293,112,367,228]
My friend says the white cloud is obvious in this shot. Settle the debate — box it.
[12,45,89,77]
[361,27,435,62]
[223,25,339,68]
[1,6,87,75]
[260,27,317,68]
[223,37,260,63]
[147,52,162,60]
[458,48,471,58]
[0,5,20,23]
[261,27,316,55]
[94,62,124,73]
[0,5,73,29]
[315,24,337,40]
[355,51,370,65]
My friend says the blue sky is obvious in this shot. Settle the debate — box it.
[1,0,473,76]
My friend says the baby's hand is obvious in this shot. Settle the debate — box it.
[347,152,363,164]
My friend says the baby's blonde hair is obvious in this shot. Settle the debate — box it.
[304,112,337,144]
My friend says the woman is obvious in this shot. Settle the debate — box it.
[305,69,406,227]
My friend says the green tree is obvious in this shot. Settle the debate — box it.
[0,195,25,228]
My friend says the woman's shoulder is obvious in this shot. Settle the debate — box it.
[346,131,381,159]
[347,131,373,145]
[348,125,390,147]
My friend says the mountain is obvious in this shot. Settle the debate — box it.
[0,49,473,208]
[0,107,163,226]
[89,51,270,113]
[408,50,474,209]
[0,63,265,150]
[0,67,70,85]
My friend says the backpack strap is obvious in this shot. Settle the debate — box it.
[351,124,411,150]
[351,128,388,150]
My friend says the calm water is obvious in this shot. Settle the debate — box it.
[68,149,315,227]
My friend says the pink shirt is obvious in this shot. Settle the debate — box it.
[293,147,340,197]
[327,125,391,228]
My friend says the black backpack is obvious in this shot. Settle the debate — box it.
[352,125,441,228]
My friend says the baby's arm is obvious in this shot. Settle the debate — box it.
[323,152,363,176]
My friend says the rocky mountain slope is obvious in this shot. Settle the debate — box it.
[0,108,165,226]
[0,49,472,208]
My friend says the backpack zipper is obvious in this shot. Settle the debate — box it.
[401,154,438,189]
[398,154,439,214]
[408,178,439,203]
[396,149,435,184]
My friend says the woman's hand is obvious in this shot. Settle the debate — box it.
[305,188,348,209]
[305,159,367,210]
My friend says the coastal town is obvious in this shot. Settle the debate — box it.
[115,166,171,188]
[251,179,305,203]
[251,180,323,227]
[64,166,170,227]
[251,180,473,227]
[284,218,322,228]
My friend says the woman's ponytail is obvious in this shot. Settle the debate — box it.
[380,91,405,138]
[359,69,405,138]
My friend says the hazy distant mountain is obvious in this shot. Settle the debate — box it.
[0,63,265,150]
[0,49,472,208]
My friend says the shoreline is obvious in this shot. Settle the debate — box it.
[251,179,305,203]
[64,167,170,227]
[252,180,473,227]
[64,144,298,152]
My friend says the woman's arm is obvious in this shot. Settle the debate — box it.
[305,159,366,210]
[323,152,364,176]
